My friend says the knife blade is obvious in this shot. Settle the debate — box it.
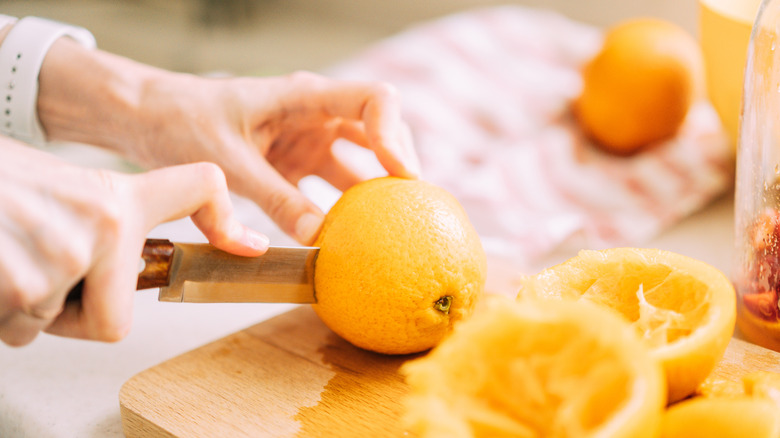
[67,239,318,304]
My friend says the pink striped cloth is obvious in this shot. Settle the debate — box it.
[324,6,733,272]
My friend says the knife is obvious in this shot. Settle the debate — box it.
[67,239,318,303]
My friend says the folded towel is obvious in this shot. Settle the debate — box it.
[317,6,733,273]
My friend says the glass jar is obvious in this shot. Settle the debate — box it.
[735,0,780,351]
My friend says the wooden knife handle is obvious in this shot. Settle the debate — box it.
[66,238,176,302]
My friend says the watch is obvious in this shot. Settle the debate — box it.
[0,16,96,146]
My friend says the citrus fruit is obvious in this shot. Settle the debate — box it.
[695,376,745,398]
[312,176,487,355]
[697,369,780,402]
[661,397,780,438]
[401,297,665,438]
[743,370,780,404]
[519,247,736,402]
[574,18,703,155]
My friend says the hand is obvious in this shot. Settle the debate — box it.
[126,71,421,244]
[0,138,267,346]
[36,39,420,245]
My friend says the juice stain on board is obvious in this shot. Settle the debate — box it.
[293,329,422,437]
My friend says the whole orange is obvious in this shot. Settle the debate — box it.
[574,18,703,155]
[312,177,487,355]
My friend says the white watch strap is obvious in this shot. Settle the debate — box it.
[0,16,96,146]
[0,14,17,31]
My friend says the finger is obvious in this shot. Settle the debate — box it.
[336,119,369,147]
[0,236,65,346]
[323,118,402,190]
[237,152,325,245]
[398,122,422,177]
[0,269,59,346]
[0,312,52,346]
[0,285,63,346]
[268,121,366,191]
[45,241,138,341]
[289,75,421,178]
[314,153,365,192]
[38,169,138,341]
[134,163,269,256]
[360,90,422,179]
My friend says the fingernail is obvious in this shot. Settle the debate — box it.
[295,212,324,245]
[245,229,270,251]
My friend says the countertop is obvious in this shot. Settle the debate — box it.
[0,144,737,438]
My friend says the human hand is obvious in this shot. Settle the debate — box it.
[36,41,420,244]
[0,139,267,346]
[127,72,420,244]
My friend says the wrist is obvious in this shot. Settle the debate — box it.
[36,36,167,156]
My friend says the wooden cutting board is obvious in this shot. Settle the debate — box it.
[119,305,780,438]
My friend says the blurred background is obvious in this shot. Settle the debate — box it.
[0,0,697,75]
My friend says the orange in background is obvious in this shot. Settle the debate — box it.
[574,18,703,155]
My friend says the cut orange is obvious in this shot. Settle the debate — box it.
[743,370,780,404]
[519,248,736,402]
[312,177,486,355]
[697,369,780,403]
[661,397,780,438]
[401,297,665,438]
[696,376,745,398]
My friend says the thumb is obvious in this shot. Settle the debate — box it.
[133,162,270,255]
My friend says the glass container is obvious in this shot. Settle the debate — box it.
[735,0,780,351]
